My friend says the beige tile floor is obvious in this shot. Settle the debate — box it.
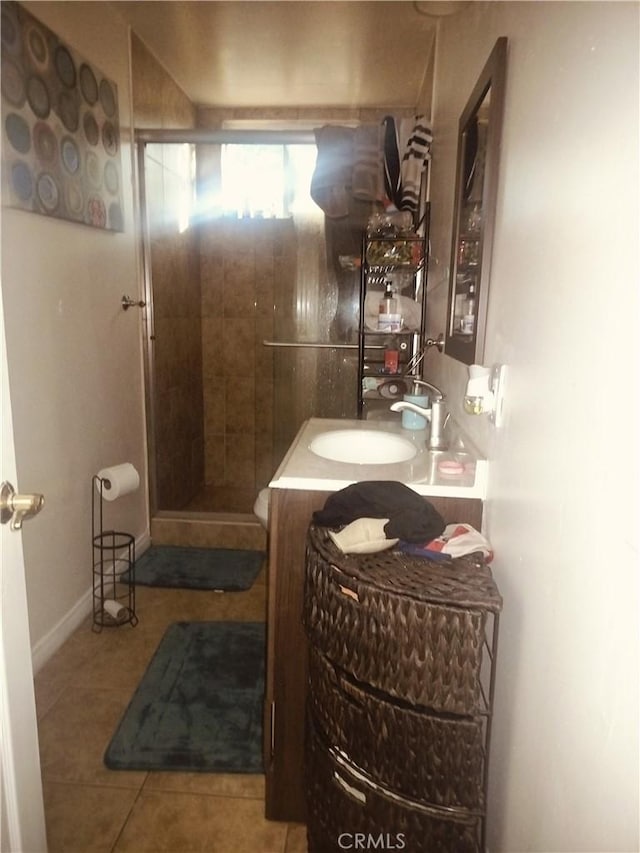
[34,565,307,853]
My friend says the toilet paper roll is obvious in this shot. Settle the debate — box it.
[103,599,126,621]
[96,463,140,501]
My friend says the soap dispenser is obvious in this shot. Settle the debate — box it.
[378,281,401,332]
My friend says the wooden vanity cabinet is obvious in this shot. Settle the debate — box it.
[264,487,483,823]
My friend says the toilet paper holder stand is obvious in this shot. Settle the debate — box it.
[91,475,138,632]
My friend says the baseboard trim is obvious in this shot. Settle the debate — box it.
[31,530,151,675]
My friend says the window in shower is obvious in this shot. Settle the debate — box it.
[216,144,318,219]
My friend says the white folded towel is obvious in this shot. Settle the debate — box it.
[329,518,399,554]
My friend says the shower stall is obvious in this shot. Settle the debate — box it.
[136,130,363,518]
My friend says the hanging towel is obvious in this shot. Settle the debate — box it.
[310,126,354,218]
[382,116,403,209]
[400,115,433,213]
[352,124,383,202]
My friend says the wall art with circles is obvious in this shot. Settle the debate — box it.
[1,1,124,231]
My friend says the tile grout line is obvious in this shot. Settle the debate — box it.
[109,773,150,853]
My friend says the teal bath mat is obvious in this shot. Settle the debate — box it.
[123,545,265,591]
[104,621,265,772]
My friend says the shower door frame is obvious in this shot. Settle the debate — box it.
[134,127,318,516]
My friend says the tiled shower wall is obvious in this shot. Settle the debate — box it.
[199,218,296,511]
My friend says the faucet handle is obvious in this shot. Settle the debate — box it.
[410,378,445,400]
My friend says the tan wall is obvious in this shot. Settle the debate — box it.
[2,2,147,656]
[426,3,639,851]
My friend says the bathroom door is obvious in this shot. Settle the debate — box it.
[0,294,47,852]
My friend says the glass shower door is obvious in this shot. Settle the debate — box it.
[269,205,361,468]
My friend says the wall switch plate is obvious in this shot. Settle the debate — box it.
[490,364,507,427]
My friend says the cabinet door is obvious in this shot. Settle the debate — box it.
[264,488,332,822]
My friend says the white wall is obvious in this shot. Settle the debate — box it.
[1,2,148,662]
[426,2,639,851]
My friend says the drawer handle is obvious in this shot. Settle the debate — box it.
[333,771,366,804]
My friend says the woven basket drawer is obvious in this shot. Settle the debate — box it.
[308,646,486,810]
[303,526,501,715]
[305,717,482,853]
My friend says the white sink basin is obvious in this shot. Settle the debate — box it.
[309,429,417,465]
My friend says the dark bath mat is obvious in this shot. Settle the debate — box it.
[122,545,265,591]
[104,621,265,773]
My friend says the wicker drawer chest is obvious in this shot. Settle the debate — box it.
[303,524,502,853]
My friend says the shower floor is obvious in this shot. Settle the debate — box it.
[182,484,258,514]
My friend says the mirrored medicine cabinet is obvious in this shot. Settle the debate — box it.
[445,37,507,365]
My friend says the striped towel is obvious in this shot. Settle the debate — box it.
[400,116,433,213]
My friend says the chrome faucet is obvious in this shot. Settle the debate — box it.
[390,386,450,451]
[406,378,445,400]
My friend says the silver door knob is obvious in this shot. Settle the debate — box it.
[0,481,45,531]
[121,294,146,311]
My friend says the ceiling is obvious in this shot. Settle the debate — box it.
[113,1,446,110]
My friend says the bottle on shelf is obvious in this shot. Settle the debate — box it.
[378,281,402,332]
[454,291,466,333]
[461,284,476,335]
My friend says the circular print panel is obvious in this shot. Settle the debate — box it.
[87,196,106,228]
[5,113,31,154]
[11,161,34,202]
[25,23,50,71]
[101,121,118,156]
[36,172,60,213]
[1,57,26,107]
[61,136,81,175]
[85,150,102,189]
[1,7,20,55]
[104,160,119,195]
[27,75,50,119]
[83,111,99,146]
[99,78,116,117]
[33,121,58,165]
[58,90,79,133]
[79,63,98,105]
[65,179,84,218]
[54,44,76,88]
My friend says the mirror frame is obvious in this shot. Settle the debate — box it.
[445,37,507,364]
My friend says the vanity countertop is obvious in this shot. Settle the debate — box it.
[269,417,488,499]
